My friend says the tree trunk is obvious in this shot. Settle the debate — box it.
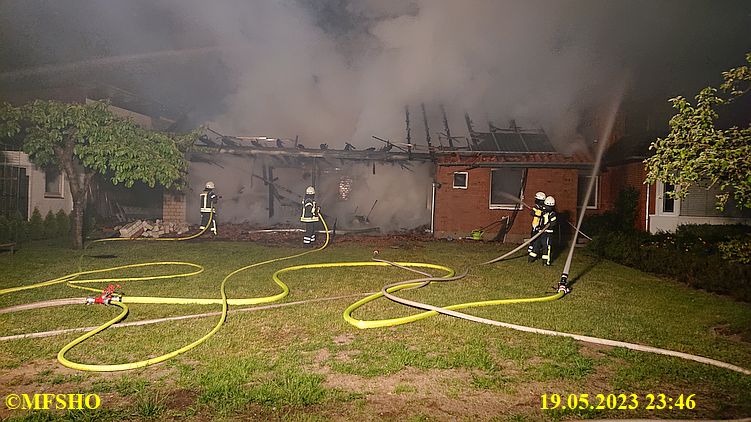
[54,139,89,249]
[71,196,85,249]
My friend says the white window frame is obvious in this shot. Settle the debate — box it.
[656,181,679,216]
[579,175,599,210]
[44,169,64,199]
[453,172,468,189]
[488,169,523,210]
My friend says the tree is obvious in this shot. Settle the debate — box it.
[0,100,197,248]
[645,52,751,210]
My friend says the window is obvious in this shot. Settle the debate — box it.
[44,168,63,198]
[680,183,751,218]
[490,168,524,209]
[577,175,599,209]
[656,181,678,215]
[453,172,468,189]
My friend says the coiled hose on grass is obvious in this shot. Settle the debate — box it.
[2,212,337,371]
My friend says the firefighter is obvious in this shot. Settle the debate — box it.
[528,191,546,262]
[199,181,218,235]
[539,195,558,266]
[300,186,320,246]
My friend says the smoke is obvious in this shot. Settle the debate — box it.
[2,1,749,149]
[1,0,749,229]
[186,154,431,231]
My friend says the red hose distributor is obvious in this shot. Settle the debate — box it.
[86,284,122,305]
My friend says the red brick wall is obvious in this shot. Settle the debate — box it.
[162,191,186,223]
[596,161,651,231]
[434,165,579,242]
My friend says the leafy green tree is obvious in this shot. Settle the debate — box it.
[0,100,197,248]
[645,52,751,210]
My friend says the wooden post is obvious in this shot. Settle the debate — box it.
[441,104,454,149]
[421,103,434,160]
[267,166,275,218]
[405,105,412,160]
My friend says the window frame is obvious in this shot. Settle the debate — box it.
[44,168,64,199]
[452,171,468,189]
[488,168,524,210]
[578,175,600,210]
[656,181,679,216]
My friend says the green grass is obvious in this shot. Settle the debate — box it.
[1,239,750,420]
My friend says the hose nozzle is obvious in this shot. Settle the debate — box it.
[558,274,570,294]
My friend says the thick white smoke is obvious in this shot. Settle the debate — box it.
[2,0,748,229]
[186,155,431,231]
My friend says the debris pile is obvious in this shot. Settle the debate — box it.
[116,220,190,239]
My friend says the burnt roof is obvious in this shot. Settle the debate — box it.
[472,126,556,153]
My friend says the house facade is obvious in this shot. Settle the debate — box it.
[597,134,751,233]
[0,150,72,220]
[431,126,592,242]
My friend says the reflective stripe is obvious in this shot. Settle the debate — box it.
[200,192,216,212]
[301,199,319,222]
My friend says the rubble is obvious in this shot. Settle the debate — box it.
[114,220,431,244]
[117,219,191,239]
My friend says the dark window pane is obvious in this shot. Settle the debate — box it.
[45,168,61,195]
[453,172,467,188]
[578,175,598,208]
[490,169,523,206]
[663,183,674,213]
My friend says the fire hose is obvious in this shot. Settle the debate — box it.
[1,212,335,371]
[0,211,461,372]
[341,131,751,376]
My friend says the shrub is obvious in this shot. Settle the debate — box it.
[613,186,639,230]
[581,187,640,237]
[8,213,28,243]
[587,229,751,302]
[43,210,58,238]
[28,208,44,240]
[56,209,70,237]
[718,237,751,265]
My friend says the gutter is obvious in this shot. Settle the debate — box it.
[437,162,593,170]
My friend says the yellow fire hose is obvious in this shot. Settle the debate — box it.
[2,212,339,371]
[343,227,555,329]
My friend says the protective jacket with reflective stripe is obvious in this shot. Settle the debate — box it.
[542,210,557,233]
[200,189,218,212]
[300,197,319,222]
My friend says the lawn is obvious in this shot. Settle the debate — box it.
[1,237,750,421]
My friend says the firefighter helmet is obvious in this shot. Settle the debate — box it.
[534,191,546,201]
[544,196,556,207]
[205,181,215,189]
[306,186,315,195]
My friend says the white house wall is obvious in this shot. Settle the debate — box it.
[649,181,751,233]
[12,152,73,219]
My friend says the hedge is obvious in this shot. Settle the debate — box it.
[587,226,751,302]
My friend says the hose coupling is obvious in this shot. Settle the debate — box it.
[558,274,570,294]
